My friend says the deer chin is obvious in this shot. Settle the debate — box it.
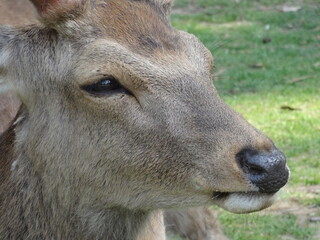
[212,191,277,214]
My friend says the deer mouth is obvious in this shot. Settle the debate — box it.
[212,191,277,214]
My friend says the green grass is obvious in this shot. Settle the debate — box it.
[170,0,320,239]
[218,212,315,240]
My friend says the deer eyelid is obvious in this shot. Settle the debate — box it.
[81,77,128,97]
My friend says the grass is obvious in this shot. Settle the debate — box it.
[170,0,320,239]
[217,212,316,240]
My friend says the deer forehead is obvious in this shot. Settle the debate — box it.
[75,35,213,88]
[87,0,213,73]
[63,0,212,60]
[89,0,176,54]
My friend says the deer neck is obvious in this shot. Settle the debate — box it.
[77,207,166,240]
[0,111,166,240]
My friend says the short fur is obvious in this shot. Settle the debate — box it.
[165,208,228,240]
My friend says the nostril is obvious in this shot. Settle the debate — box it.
[237,148,289,193]
[244,163,265,176]
[237,149,266,175]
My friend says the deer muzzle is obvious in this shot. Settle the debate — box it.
[212,147,289,213]
[237,148,289,193]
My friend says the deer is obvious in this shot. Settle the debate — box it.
[0,0,289,239]
[0,2,228,240]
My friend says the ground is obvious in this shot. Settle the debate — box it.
[170,0,320,239]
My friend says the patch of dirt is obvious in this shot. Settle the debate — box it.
[267,185,320,213]
[172,5,206,15]
[172,1,223,15]
[254,0,304,12]
[265,185,320,238]
[314,230,320,240]
[201,21,253,29]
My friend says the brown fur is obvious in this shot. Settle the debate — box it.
[0,0,287,239]
[92,0,180,54]
[0,94,20,134]
[0,0,37,26]
[0,117,16,182]
[166,208,228,240]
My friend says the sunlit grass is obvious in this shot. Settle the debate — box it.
[217,212,315,240]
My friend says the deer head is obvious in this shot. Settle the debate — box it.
[0,0,288,218]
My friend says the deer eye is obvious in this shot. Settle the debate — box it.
[82,77,125,96]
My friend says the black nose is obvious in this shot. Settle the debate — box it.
[237,148,289,193]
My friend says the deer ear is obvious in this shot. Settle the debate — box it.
[30,0,85,23]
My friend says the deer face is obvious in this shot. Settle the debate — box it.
[0,0,289,213]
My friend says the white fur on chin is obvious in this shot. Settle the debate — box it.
[217,192,277,214]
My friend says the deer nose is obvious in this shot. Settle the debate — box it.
[237,148,289,193]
